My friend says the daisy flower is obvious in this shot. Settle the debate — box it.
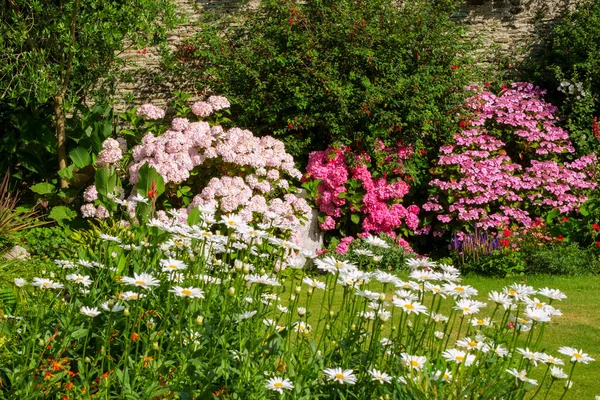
[118,291,146,301]
[14,278,27,287]
[363,235,389,248]
[369,369,392,384]
[434,369,453,382]
[80,306,101,317]
[471,317,491,327]
[392,298,428,315]
[442,283,478,298]
[160,258,187,272]
[538,287,567,301]
[66,274,93,287]
[323,368,357,385]
[558,347,595,364]
[120,272,160,289]
[237,311,257,321]
[454,299,486,315]
[506,369,537,385]
[401,353,427,370]
[265,377,294,394]
[32,278,64,290]
[302,276,326,290]
[550,366,568,379]
[169,286,205,299]
[101,302,125,312]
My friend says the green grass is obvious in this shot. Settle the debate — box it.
[298,273,600,399]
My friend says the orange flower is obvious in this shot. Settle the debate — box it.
[132,332,140,342]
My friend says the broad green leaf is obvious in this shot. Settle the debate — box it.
[95,168,117,197]
[0,286,17,315]
[187,207,201,226]
[30,182,56,195]
[137,163,165,199]
[49,206,77,222]
[71,328,89,340]
[351,213,360,224]
[69,146,92,168]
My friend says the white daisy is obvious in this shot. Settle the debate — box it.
[265,377,294,394]
[80,306,101,317]
[120,272,160,289]
[323,368,356,384]
[169,286,205,299]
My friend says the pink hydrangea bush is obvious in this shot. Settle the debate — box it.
[305,145,420,245]
[81,97,310,244]
[424,82,597,231]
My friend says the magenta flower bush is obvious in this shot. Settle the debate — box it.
[424,83,596,232]
[305,145,419,246]
[81,97,311,244]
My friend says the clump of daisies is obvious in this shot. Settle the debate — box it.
[4,209,594,398]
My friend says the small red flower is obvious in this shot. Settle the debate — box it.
[501,85,508,91]
[499,239,510,248]
[288,123,294,130]
[147,180,158,199]
[556,235,565,242]
[503,229,512,237]
[132,332,140,342]
[592,223,600,232]
[562,217,568,222]
[450,65,459,71]
[459,121,467,128]
[595,242,600,247]
[485,82,491,88]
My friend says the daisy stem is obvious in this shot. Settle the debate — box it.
[557,362,576,400]
[530,365,550,400]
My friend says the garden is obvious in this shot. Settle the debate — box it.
[0,0,599,398]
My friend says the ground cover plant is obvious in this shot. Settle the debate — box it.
[0,210,595,398]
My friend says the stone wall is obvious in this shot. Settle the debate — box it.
[113,0,581,111]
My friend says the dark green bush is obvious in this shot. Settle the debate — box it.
[185,0,480,167]
[522,0,600,156]
[525,243,600,276]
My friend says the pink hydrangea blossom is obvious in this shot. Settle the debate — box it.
[136,103,165,120]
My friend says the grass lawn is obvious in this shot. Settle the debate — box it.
[298,272,600,399]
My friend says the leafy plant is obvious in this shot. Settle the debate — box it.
[0,171,47,242]
[184,0,479,167]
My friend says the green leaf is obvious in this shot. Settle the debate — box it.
[69,147,92,168]
[49,206,77,222]
[0,286,17,315]
[58,164,77,181]
[95,168,117,197]
[351,213,360,224]
[71,328,89,340]
[30,182,56,195]
[137,163,165,199]
[580,202,590,216]
[187,207,201,226]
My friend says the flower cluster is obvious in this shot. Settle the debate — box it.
[425,82,597,230]
[96,138,124,168]
[305,146,419,239]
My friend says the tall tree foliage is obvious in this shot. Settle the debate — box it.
[0,0,177,187]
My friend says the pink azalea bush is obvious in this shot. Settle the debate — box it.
[81,97,311,243]
[305,144,420,247]
[424,82,597,231]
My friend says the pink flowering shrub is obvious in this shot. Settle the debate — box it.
[305,144,420,245]
[424,82,597,231]
[81,96,310,243]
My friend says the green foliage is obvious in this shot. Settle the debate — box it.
[456,251,526,278]
[0,0,177,186]
[15,226,72,260]
[525,243,600,276]
[522,0,600,155]
[187,0,479,166]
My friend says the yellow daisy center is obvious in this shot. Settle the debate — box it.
[463,307,471,312]
[135,280,145,285]
[273,382,284,388]
[168,264,177,269]
[574,353,582,359]
[455,287,464,292]
[468,341,477,347]
[456,356,464,361]
[443,373,450,379]
[410,360,420,367]
[404,304,415,310]
[181,289,192,296]
[508,289,517,295]
[477,319,484,324]
[335,373,345,380]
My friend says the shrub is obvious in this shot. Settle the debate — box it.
[526,243,600,276]
[185,0,479,164]
[424,83,596,233]
[305,145,420,244]
[522,0,600,156]
[16,227,72,260]
[80,97,311,244]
